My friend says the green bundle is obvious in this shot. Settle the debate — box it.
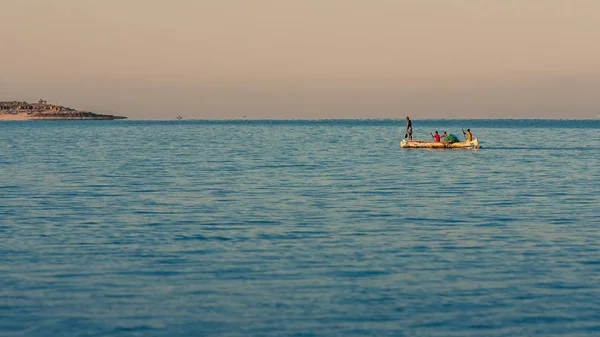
[442,133,460,145]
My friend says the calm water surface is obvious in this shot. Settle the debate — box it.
[1,120,600,336]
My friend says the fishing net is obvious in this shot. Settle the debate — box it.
[442,133,460,145]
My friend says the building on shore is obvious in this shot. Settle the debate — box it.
[0,100,127,120]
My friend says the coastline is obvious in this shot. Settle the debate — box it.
[0,100,127,121]
[0,111,127,121]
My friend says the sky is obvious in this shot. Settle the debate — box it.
[1,0,599,119]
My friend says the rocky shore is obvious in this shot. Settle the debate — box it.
[0,100,127,120]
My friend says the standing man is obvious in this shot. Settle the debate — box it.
[405,117,412,140]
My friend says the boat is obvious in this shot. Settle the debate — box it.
[400,138,479,149]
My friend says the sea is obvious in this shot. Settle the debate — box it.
[1,119,599,337]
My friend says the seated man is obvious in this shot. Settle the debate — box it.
[463,129,473,142]
[430,131,441,142]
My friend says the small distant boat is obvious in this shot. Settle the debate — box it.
[400,138,479,149]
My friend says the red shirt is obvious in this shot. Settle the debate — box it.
[433,134,440,142]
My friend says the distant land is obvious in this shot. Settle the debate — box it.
[0,99,126,120]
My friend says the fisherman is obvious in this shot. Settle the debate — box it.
[430,130,441,142]
[405,117,412,140]
[462,128,473,142]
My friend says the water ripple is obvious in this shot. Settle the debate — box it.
[1,120,599,336]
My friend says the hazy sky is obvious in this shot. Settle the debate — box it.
[1,0,599,119]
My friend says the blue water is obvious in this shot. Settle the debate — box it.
[2,119,599,336]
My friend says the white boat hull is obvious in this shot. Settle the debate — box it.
[400,138,479,149]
